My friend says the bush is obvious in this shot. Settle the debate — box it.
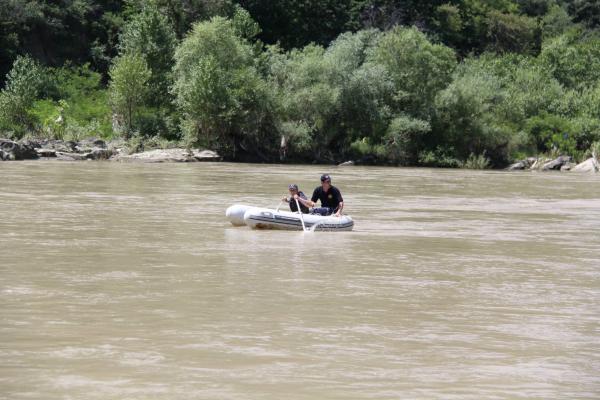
[28,65,112,139]
[0,55,46,137]
[462,152,491,169]
[570,117,600,151]
[135,107,180,140]
[349,137,385,163]
[418,147,462,168]
[524,113,574,154]
[382,116,430,165]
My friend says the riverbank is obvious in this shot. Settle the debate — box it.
[0,138,221,163]
[1,137,598,173]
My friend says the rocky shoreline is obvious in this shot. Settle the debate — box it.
[0,138,222,163]
[1,137,598,172]
[506,155,599,173]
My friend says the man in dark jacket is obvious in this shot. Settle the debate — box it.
[297,174,344,216]
[282,184,309,213]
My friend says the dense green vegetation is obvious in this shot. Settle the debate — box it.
[2,0,600,166]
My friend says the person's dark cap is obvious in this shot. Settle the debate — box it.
[288,184,298,191]
[320,174,331,182]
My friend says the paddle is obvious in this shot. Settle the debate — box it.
[294,197,308,232]
[275,200,284,212]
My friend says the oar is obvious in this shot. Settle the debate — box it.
[275,200,284,212]
[294,197,308,232]
[275,193,290,211]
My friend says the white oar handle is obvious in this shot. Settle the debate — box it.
[294,197,307,231]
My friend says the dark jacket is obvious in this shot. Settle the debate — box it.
[311,185,343,211]
[289,191,309,213]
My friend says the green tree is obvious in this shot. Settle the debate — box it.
[239,0,354,49]
[517,0,553,16]
[173,16,278,159]
[486,10,540,54]
[541,4,576,40]
[232,4,261,39]
[539,30,600,89]
[132,0,235,38]
[267,30,399,162]
[0,1,125,83]
[0,1,43,84]
[451,0,520,54]
[267,44,336,159]
[433,59,510,163]
[432,3,464,48]
[568,0,600,29]
[0,55,46,137]
[369,26,457,120]
[109,53,151,136]
[119,5,177,106]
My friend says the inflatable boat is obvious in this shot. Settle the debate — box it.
[226,204,354,231]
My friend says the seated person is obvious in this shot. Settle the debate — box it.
[282,184,309,213]
[297,174,344,216]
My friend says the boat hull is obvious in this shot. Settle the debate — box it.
[225,204,354,231]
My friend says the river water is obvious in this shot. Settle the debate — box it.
[1,161,599,399]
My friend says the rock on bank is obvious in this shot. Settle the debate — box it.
[0,139,38,160]
[114,149,221,163]
[571,157,599,173]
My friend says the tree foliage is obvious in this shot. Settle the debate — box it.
[109,53,151,136]
[3,0,600,165]
[370,26,457,119]
[172,16,277,159]
[0,55,46,136]
[119,5,177,105]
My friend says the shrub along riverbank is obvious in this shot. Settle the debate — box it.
[2,1,600,169]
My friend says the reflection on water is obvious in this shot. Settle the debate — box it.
[1,161,599,399]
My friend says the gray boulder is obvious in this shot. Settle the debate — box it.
[79,138,106,149]
[571,157,599,173]
[42,140,78,153]
[542,156,571,171]
[106,139,126,151]
[507,157,536,170]
[507,161,524,170]
[560,162,576,171]
[0,139,38,160]
[20,139,42,149]
[0,149,12,161]
[36,148,57,157]
[85,148,114,160]
[530,158,549,170]
[117,148,197,163]
[117,148,222,163]
[192,149,222,161]
[56,151,88,161]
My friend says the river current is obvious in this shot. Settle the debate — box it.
[1,161,599,399]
